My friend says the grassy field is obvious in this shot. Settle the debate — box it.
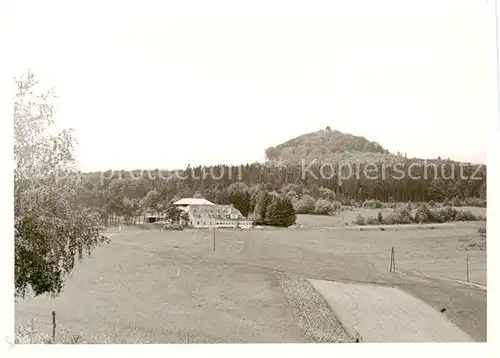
[15,223,487,343]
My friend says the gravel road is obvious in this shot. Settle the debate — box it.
[309,279,474,342]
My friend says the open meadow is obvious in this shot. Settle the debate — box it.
[15,222,487,343]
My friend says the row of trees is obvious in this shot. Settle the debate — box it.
[71,165,485,227]
[82,161,485,205]
[355,203,485,226]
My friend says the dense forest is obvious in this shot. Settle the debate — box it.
[66,158,486,226]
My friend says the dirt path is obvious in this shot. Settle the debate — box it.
[309,279,474,342]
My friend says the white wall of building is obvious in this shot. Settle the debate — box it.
[189,215,252,229]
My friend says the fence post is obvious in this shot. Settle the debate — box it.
[390,247,395,273]
[30,318,34,344]
[466,256,469,282]
[213,228,216,252]
[52,311,56,342]
[389,247,392,272]
[393,247,396,272]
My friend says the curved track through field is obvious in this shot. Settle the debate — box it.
[309,279,474,342]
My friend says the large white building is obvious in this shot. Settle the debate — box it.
[173,198,253,229]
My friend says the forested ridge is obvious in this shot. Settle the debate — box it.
[76,126,485,212]
[71,157,485,227]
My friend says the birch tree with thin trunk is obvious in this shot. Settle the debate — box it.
[14,71,109,298]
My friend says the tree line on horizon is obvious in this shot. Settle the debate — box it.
[70,160,486,227]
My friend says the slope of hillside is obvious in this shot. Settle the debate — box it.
[265,127,402,164]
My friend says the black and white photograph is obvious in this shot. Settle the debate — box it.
[0,0,497,354]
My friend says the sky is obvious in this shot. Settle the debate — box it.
[2,0,495,171]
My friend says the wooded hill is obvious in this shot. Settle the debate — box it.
[71,127,486,224]
[265,127,397,164]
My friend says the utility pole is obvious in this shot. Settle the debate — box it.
[52,311,56,342]
[390,247,396,273]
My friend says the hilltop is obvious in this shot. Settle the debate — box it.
[265,127,405,164]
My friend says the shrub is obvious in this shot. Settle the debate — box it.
[478,226,486,234]
[413,207,429,223]
[285,190,299,201]
[314,199,335,215]
[425,206,455,223]
[294,195,316,214]
[428,200,436,208]
[162,223,183,231]
[332,201,342,211]
[455,210,478,221]
[383,214,395,225]
[415,206,482,223]
[442,206,459,222]
[363,200,383,209]
[377,211,383,223]
[355,214,366,226]
[318,187,336,201]
[341,198,354,206]
[289,196,299,207]
[265,195,297,227]
[450,197,463,207]
[366,216,379,225]
[248,212,264,224]
[428,209,446,223]
[392,206,413,224]
[251,190,270,224]
[462,197,486,208]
